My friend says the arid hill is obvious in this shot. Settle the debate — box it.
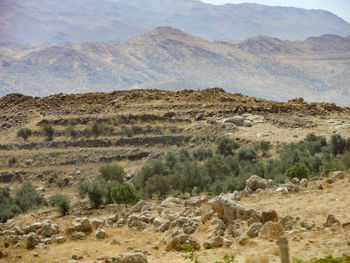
[1,28,350,105]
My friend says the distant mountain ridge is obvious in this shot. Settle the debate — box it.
[1,27,350,105]
[1,0,350,44]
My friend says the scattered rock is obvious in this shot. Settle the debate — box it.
[26,233,41,249]
[243,120,253,127]
[203,236,223,249]
[247,222,263,238]
[108,252,148,263]
[261,210,278,224]
[111,237,122,245]
[245,175,269,192]
[329,171,345,180]
[96,229,107,239]
[259,222,284,239]
[72,217,92,233]
[91,218,104,229]
[210,196,256,223]
[324,215,340,228]
[165,234,200,251]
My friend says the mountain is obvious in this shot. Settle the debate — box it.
[1,27,350,105]
[1,0,350,44]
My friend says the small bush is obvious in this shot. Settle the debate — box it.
[121,126,134,137]
[193,148,213,161]
[286,162,310,179]
[99,164,125,183]
[8,157,17,167]
[78,180,107,208]
[110,183,140,207]
[55,178,66,189]
[49,193,71,216]
[238,148,257,161]
[331,134,347,156]
[41,124,55,141]
[17,127,32,141]
[91,121,104,138]
[216,137,240,156]
[15,181,46,212]
[144,175,170,198]
[65,125,79,139]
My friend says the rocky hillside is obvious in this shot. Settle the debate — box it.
[0,88,350,262]
[1,0,350,44]
[1,28,350,105]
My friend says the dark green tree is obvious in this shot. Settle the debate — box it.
[110,183,140,207]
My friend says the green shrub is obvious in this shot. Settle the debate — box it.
[121,126,134,137]
[17,127,32,141]
[90,120,104,138]
[65,125,79,139]
[55,178,67,189]
[321,157,346,177]
[144,174,170,198]
[67,119,77,126]
[78,180,107,208]
[99,164,125,183]
[49,193,71,216]
[216,137,239,156]
[110,116,122,126]
[0,187,21,223]
[238,148,257,161]
[177,148,191,162]
[15,182,46,212]
[286,162,310,179]
[331,134,347,156]
[110,183,140,207]
[193,148,213,161]
[41,124,55,141]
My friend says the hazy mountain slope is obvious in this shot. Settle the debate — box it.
[1,27,350,105]
[1,0,350,44]
[0,0,147,44]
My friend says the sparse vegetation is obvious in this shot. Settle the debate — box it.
[41,123,55,141]
[17,127,32,141]
[91,120,104,138]
[49,193,71,216]
[216,137,240,156]
[294,255,350,263]
[65,119,79,139]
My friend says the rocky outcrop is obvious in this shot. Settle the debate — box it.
[165,234,200,251]
[209,196,259,223]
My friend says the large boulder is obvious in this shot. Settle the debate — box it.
[247,222,263,238]
[261,210,278,224]
[203,236,223,249]
[26,233,41,249]
[209,196,258,224]
[245,175,269,192]
[223,116,245,126]
[165,234,200,251]
[72,217,92,233]
[40,221,59,237]
[259,222,284,239]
